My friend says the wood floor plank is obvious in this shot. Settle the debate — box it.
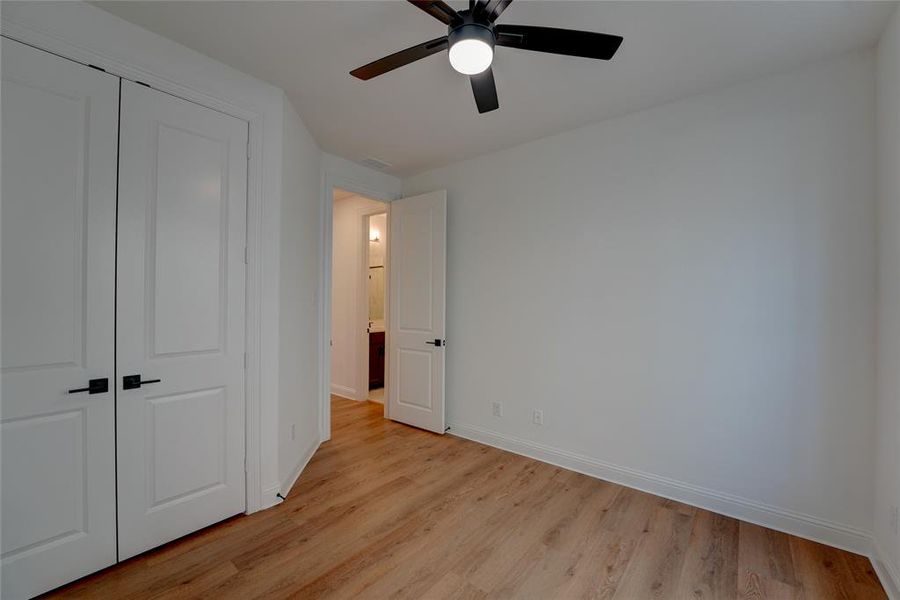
[675,510,740,599]
[421,572,488,600]
[610,505,695,599]
[738,521,799,588]
[790,536,887,600]
[42,398,887,599]
[284,452,527,598]
[558,528,640,600]
[326,454,539,599]
[843,550,888,592]
[738,572,804,600]
[488,481,620,598]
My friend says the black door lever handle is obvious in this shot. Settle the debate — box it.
[425,339,445,347]
[68,378,109,394]
[123,375,161,390]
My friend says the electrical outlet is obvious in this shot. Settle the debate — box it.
[491,402,503,417]
[291,423,296,441]
[532,409,543,426]
[891,505,899,535]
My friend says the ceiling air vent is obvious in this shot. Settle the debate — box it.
[358,156,393,172]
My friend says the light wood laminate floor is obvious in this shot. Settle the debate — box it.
[45,397,887,599]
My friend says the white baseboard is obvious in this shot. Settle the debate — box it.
[448,420,873,557]
[281,437,321,497]
[330,383,357,399]
[871,538,900,600]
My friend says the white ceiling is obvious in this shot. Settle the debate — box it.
[94,1,895,176]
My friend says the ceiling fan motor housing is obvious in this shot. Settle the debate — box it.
[448,15,496,50]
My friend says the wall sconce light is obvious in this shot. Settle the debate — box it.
[369,228,381,243]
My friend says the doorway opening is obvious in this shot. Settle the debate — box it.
[331,187,389,412]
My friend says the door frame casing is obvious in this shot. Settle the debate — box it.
[358,208,390,406]
[0,20,265,512]
[320,173,395,442]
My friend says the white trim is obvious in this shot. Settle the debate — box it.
[280,438,321,498]
[330,384,357,400]
[448,420,874,557]
[1,10,267,514]
[382,202,392,422]
[319,171,398,442]
[872,538,900,600]
[260,484,282,510]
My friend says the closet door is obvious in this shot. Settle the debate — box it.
[1,37,119,599]
[116,81,248,559]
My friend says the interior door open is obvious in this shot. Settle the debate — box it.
[387,190,447,433]
[115,80,248,559]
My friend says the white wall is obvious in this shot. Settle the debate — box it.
[278,97,323,493]
[331,194,386,399]
[370,213,387,268]
[405,50,878,549]
[875,5,900,595]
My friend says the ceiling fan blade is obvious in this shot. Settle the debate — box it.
[474,0,514,22]
[470,68,499,113]
[350,36,449,80]
[407,0,462,26]
[495,24,623,60]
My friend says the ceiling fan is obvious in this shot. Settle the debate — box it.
[350,0,623,114]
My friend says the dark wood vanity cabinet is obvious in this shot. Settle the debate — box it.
[369,331,385,389]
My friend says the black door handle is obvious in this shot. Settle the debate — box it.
[68,378,109,395]
[425,339,444,347]
[123,374,162,390]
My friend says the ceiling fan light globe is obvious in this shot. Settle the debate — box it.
[448,38,493,75]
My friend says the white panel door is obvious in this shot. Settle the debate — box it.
[1,37,119,599]
[388,191,447,433]
[116,81,247,559]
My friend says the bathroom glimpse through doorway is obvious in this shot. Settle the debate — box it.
[366,212,387,404]
[330,188,389,413]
